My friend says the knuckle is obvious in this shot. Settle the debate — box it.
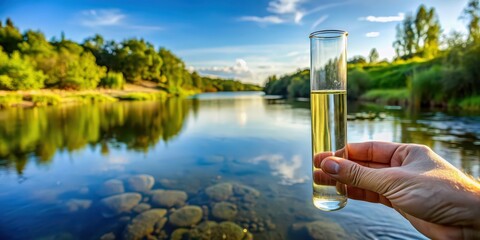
[347,163,363,187]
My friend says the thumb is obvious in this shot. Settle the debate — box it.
[320,156,388,194]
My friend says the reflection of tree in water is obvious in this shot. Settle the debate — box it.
[0,98,191,174]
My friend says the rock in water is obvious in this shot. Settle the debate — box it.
[99,232,115,240]
[210,221,246,240]
[63,199,92,213]
[97,179,125,197]
[132,203,151,213]
[169,206,203,227]
[126,174,155,193]
[100,193,142,217]
[205,183,233,201]
[170,228,191,240]
[292,220,347,240]
[232,183,260,202]
[150,190,188,208]
[212,202,237,220]
[123,209,167,240]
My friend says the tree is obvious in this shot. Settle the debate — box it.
[462,0,480,43]
[393,7,441,59]
[0,18,23,54]
[369,48,379,63]
[348,56,367,64]
[0,48,46,90]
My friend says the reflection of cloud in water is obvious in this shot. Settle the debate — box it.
[96,156,129,172]
[250,154,308,185]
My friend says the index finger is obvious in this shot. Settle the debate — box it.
[347,141,401,164]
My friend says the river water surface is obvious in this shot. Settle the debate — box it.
[0,91,478,239]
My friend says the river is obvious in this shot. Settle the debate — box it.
[0,91,478,239]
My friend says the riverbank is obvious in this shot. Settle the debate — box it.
[0,82,189,108]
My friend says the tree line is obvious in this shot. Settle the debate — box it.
[0,19,260,93]
[264,0,480,109]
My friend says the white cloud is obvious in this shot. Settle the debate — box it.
[365,31,380,37]
[267,0,303,14]
[359,13,405,23]
[80,9,125,27]
[311,15,328,30]
[239,0,305,25]
[195,59,254,80]
[78,9,162,31]
[250,154,309,185]
[239,15,284,24]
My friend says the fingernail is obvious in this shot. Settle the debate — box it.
[323,159,340,174]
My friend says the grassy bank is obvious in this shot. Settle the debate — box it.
[0,84,176,108]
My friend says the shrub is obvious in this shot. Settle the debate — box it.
[99,71,125,89]
[0,93,22,107]
[30,93,61,106]
[0,51,46,90]
[360,88,409,105]
[117,92,167,101]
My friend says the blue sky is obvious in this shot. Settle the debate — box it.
[0,0,470,84]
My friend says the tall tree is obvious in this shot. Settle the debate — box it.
[368,48,379,63]
[0,18,23,54]
[463,0,480,43]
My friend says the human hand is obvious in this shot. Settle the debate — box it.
[314,141,480,240]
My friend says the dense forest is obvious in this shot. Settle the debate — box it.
[264,0,480,109]
[0,19,260,94]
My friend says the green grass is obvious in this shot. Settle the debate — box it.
[30,93,62,106]
[459,95,480,110]
[116,92,167,101]
[360,88,410,105]
[66,92,118,103]
[0,93,22,107]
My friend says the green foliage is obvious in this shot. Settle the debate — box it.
[99,71,125,89]
[0,18,258,95]
[463,0,480,43]
[368,48,379,63]
[348,56,367,64]
[0,18,22,54]
[394,5,440,59]
[0,50,46,90]
[67,93,118,103]
[347,67,371,99]
[411,65,443,105]
[0,93,22,107]
[360,89,409,105]
[459,95,480,110]
[30,93,61,106]
[117,92,167,101]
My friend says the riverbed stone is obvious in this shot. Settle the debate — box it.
[150,190,187,208]
[123,209,167,240]
[168,206,203,227]
[292,220,347,240]
[97,179,125,197]
[205,183,233,201]
[212,202,237,220]
[132,203,151,213]
[99,232,115,240]
[232,183,260,201]
[63,199,92,213]
[100,193,142,217]
[210,221,246,240]
[126,174,155,193]
[170,228,191,240]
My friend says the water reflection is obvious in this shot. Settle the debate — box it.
[0,98,191,174]
[0,92,478,240]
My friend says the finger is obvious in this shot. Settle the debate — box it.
[320,156,390,194]
[347,141,401,164]
[314,152,333,168]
